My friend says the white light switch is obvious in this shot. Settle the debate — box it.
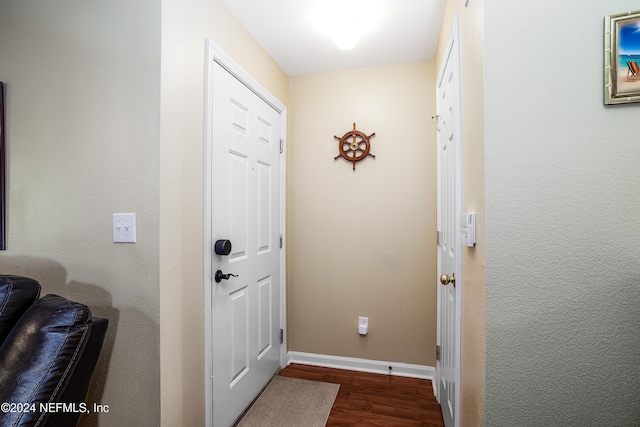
[113,213,137,243]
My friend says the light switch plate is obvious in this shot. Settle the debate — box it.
[113,213,136,243]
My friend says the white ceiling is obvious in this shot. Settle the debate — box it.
[222,0,446,76]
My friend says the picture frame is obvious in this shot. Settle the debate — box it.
[605,10,640,105]
[0,82,5,250]
[0,82,7,250]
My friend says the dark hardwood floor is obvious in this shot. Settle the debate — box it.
[278,364,445,427]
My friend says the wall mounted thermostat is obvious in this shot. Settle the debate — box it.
[461,212,476,247]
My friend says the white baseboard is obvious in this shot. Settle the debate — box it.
[286,351,434,380]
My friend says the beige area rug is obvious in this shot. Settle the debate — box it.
[236,376,340,427]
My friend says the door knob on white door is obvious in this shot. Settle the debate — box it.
[214,270,238,283]
[440,273,456,287]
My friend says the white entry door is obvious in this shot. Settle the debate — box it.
[436,16,461,427]
[205,48,284,427]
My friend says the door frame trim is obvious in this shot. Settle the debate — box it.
[435,15,462,427]
[202,39,288,427]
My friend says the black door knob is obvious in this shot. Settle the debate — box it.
[215,270,238,283]
[214,239,232,256]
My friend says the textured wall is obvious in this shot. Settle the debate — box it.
[0,1,161,426]
[0,1,289,425]
[159,0,289,425]
[485,0,640,425]
[435,1,486,426]
[288,62,437,366]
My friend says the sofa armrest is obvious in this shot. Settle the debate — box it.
[0,275,41,346]
[0,294,93,427]
[46,317,108,427]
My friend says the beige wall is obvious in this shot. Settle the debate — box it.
[159,0,288,425]
[0,0,474,424]
[435,1,486,426]
[0,1,161,426]
[288,61,438,366]
[0,0,288,426]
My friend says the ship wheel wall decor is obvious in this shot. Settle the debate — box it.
[334,123,376,171]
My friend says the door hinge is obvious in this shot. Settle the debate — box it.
[279,139,283,153]
[437,231,440,246]
[432,115,441,132]
[279,329,284,344]
[436,345,441,361]
[279,234,283,249]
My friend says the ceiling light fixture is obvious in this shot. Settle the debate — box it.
[311,0,382,50]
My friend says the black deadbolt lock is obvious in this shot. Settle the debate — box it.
[214,239,232,256]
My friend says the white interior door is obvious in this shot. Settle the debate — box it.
[436,15,461,427]
[205,46,284,427]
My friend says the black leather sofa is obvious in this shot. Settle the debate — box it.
[0,275,108,427]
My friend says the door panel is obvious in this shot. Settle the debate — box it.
[257,162,272,253]
[229,152,248,262]
[257,117,273,148]
[257,276,273,358]
[210,61,282,427]
[436,16,461,427]
[230,286,249,385]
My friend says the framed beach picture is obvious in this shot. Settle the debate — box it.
[0,82,5,249]
[605,10,640,105]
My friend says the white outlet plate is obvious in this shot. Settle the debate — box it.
[358,316,368,335]
[113,213,137,243]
